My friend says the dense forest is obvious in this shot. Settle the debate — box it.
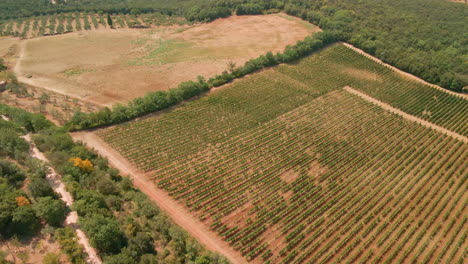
[0,104,227,264]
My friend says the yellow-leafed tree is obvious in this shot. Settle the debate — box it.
[16,196,30,206]
[69,157,94,173]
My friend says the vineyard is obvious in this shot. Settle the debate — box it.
[96,44,467,263]
[0,12,187,38]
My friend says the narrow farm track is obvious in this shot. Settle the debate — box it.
[22,134,102,264]
[344,86,468,143]
[71,132,247,264]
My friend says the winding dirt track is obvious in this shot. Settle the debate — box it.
[71,132,247,264]
[22,134,102,264]
[344,86,467,143]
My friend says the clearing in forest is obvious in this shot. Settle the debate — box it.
[13,14,319,106]
[94,44,468,263]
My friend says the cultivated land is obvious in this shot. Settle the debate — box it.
[14,14,319,106]
[92,44,468,263]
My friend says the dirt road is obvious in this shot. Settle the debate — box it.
[344,86,468,143]
[22,134,102,264]
[71,132,247,264]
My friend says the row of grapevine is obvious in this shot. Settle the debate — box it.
[96,44,467,263]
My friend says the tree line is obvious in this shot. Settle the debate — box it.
[188,0,466,92]
[66,30,342,130]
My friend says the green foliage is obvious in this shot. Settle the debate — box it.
[103,253,137,264]
[0,104,53,132]
[10,205,40,236]
[81,214,127,255]
[195,256,211,264]
[73,189,108,216]
[0,190,18,233]
[0,250,8,264]
[107,14,113,28]
[185,7,231,22]
[34,128,75,152]
[0,160,26,187]
[55,227,88,264]
[0,109,23,128]
[126,232,155,257]
[236,3,263,15]
[34,197,67,226]
[28,178,56,199]
[0,58,6,71]
[42,253,60,264]
[0,129,29,159]
[0,115,66,240]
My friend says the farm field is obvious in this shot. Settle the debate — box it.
[13,14,319,106]
[94,44,468,263]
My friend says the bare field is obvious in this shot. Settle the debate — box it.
[0,36,19,57]
[15,14,319,106]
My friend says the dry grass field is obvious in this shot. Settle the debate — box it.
[14,14,319,106]
[0,36,18,57]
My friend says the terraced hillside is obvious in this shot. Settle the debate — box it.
[95,44,468,263]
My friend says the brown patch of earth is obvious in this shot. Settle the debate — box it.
[342,67,382,82]
[280,169,300,184]
[222,201,255,229]
[0,84,100,125]
[308,160,329,178]
[0,36,19,57]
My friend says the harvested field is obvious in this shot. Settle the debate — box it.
[14,14,319,106]
[94,44,468,263]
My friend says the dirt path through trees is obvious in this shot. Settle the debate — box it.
[71,132,247,264]
[22,134,102,264]
[344,86,468,143]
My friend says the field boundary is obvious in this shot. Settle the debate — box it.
[341,43,467,99]
[70,132,246,264]
[344,86,468,143]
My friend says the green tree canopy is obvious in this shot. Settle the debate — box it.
[34,197,67,227]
